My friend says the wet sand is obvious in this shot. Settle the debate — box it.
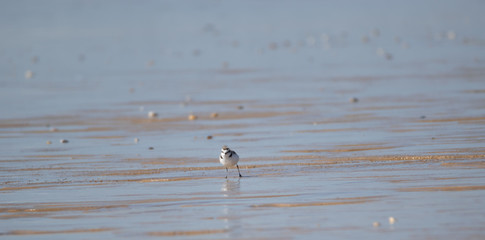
[2,85,485,239]
[2,1,485,239]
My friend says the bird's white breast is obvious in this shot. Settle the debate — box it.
[220,151,239,167]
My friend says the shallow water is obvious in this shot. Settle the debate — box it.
[1,1,485,239]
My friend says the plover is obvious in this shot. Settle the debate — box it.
[219,145,242,178]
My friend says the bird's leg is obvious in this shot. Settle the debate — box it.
[225,167,228,179]
[237,164,242,178]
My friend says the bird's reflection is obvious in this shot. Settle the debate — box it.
[220,178,241,237]
[221,178,240,196]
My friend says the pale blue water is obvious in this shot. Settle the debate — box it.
[1,1,485,239]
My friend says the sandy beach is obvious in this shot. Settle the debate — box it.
[1,1,485,239]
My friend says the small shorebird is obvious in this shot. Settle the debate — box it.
[219,145,242,178]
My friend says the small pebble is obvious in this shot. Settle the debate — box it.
[50,127,58,132]
[25,70,33,79]
[134,138,140,143]
[385,53,393,60]
[60,139,69,144]
[148,111,158,118]
[350,97,359,103]
[46,140,52,145]
[376,48,386,57]
[447,30,456,40]
[222,61,229,69]
[268,42,278,50]
[148,147,154,150]
[420,115,426,119]
[389,216,396,224]
[210,112,219,118]
[237,105,244,110]
[373,221,381,227]
[188,114,197,121]
[207,135,213,140]
[377,48,392,60]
